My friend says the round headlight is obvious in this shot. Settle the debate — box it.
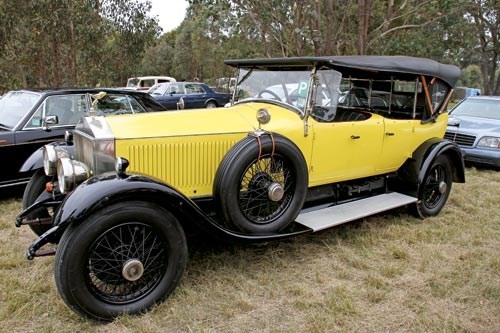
[43,145,58,176]
[57,157,90,194]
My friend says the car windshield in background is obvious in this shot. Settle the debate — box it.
[148,83,170,95]
[0,91,41,129]
[451,98,500,120]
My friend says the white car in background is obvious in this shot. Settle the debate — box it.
[126,76,176,92]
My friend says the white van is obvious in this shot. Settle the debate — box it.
[126,76,176,91]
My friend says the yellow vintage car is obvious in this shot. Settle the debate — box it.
[17,56,464,320]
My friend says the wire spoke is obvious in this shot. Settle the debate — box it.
[238,154,295,224]
[85,222,168,304]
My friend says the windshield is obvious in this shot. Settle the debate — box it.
[451,98,500,120]
[148,83,169,95]
[0,91,41,129]
[127,78,140,88]
[234,69,313,111]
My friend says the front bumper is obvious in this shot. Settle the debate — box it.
[460,146,500,167]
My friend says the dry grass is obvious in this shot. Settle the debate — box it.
[0,167,499,332]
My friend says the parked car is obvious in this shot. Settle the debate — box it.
[17,55,464,321]
[126,76,176,91]
[149,81,231,109]
[445,96,500,167]
[0,88,166,191]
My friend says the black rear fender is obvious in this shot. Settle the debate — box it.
[417,139,465,185]
[394,138,465,195]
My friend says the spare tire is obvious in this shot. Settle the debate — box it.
[214,133,308,234]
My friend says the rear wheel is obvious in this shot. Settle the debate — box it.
[54,201,187,321]
[412,155,452,218]
[205,101,217,108]
[22,169,52,236]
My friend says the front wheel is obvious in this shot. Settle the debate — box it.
[411,155,453,218]
[22,169,52,236]
[54,201,188,321]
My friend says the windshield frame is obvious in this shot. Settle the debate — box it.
[231,67,317,118]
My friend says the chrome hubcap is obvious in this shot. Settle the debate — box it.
[268,182,284,201]
[438,181,447,194]
[122,259,144,281]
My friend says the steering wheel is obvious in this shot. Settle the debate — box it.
[257,89,282,101]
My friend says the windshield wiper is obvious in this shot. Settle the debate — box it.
[0,123,12,129]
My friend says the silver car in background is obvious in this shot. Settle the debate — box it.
[445,96,500,167]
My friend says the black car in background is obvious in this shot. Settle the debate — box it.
[0,88,166,189]
[149,81,231,109]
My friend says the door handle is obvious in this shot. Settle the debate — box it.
[350,135,360,140]
[385,132,395,136]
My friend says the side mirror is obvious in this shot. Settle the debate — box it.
[177,97,185,110]
[42,115,59,131]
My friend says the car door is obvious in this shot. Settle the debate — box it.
[184,83,207,108]
[156,83,186,110]
[309,115,384,185]
[12,94,86,175]
[376,119,416,172]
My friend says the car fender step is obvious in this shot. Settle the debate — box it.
[295,192,417,232]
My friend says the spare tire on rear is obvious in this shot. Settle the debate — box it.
[213,133,308,234]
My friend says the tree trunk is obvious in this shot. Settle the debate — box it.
[358,0,371,55]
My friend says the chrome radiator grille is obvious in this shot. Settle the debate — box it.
[444,131,476,147]
[75,130,96,172]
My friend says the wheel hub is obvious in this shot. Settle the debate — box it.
[122,259,144,281]
[268,182,284,201]
[438,181,447,194]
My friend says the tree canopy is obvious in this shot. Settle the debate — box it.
[0,0,498,94]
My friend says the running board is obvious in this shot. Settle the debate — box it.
[295,192,417,232]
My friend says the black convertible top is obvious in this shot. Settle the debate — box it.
[224,56,460,87]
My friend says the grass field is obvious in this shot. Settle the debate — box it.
[0,167,498,333]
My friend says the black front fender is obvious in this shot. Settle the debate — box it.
[52,173,311,243]
[19,141,75,173]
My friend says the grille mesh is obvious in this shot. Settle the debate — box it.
[127,139,238,196]
[444,131,476,147]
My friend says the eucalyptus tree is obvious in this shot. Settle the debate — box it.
[0,0,160,89]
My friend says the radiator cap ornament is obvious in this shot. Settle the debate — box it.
[256,108,271,125]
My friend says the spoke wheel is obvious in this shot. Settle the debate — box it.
[22,169,52,236]
[412,155,452,218]
[214,134,308,234]
[421,164,447,209]
[239,155,294,224]
[55,201,187,321]
[86,222,168,304]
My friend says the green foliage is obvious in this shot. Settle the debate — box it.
[458,65,483,88]
[0,0,498,94]
[0,0,160,91]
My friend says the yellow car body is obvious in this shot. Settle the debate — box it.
[107,102,448,197]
